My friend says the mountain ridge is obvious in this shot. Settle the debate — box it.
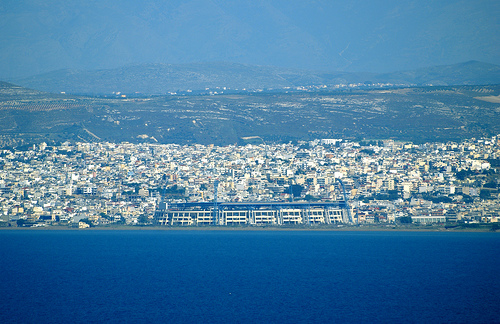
[9,61,500,95]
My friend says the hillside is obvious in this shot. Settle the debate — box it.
[1,82,499,147]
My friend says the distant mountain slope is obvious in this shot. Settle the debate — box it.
[376,61,500,86]
[12,61,500,95]
[13,63,314,95]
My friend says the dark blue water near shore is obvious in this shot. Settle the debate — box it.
[0,230,499,323]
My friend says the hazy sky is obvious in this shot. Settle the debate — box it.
[1,0,499,78]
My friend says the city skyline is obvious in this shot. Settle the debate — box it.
[2,135,498,229]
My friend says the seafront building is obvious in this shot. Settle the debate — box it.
[0,135,499,227]
[154,201,347,226]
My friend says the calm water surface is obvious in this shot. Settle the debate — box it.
[0,230,499,323]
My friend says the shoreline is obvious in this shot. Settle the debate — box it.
[0,224,498,233]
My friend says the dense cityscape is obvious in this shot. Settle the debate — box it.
[0,135,499,229]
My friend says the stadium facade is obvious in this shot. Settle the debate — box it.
[154,201,351,226]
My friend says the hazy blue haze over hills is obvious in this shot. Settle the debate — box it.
[0,0,499,79]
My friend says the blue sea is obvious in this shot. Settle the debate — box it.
[0,230,499,323]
